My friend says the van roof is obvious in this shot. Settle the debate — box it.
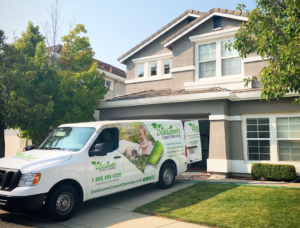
[59,120,181,130]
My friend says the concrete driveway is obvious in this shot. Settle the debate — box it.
[0,182,206,228]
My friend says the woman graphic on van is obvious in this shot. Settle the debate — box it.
[138,125,153,156]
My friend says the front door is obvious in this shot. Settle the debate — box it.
[86,127,124,199]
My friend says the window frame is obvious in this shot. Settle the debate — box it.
[194,37,244,82]
[198,42,216,79]
[89,127,119,155]
[242,113,300,164]
[246,118,271,161]
[149,61,158,77]
[136,63,145,78]
[163,59,171,76]
[105,79,113,91]
[276,117,300,162]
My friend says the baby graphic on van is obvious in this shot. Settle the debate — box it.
[138,125,153,156]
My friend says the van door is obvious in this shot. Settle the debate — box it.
[86,127,124,199]
[184,120,202,164]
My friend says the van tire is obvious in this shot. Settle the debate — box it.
[157,163,175,189]
[45,185,79,222]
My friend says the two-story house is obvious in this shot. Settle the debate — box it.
[98,8,300,177]
[4,45,126,156]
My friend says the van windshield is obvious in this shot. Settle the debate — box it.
[40,127,96,151]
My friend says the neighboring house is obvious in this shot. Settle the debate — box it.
[98,8,300,176]
[4,45,126,156]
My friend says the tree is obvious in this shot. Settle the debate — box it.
[0,23,56,157]
[41,0,64,67]
[21,24,109,144]
[231,0,300,103]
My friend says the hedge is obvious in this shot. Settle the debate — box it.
[251,163,297,181]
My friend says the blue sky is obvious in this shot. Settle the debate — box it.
[0,0,257,70]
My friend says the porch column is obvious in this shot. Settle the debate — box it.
[207,117,230,175]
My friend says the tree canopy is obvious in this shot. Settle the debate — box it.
[232,0,300,103]
[0,22,108,157]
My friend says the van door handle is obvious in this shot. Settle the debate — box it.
[114,156,121,159]
[187,146,197,149]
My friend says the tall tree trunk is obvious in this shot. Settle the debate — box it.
[0,120,5,158]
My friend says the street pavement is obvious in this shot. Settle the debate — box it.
[0,182,208,228]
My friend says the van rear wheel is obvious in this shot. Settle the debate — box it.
[45,185,79,222]
[157,163,175,189]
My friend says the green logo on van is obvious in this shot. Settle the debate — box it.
[13,153,37,161]
[151,123,180,136]
[189,123,199,131]
[91,161,116,171]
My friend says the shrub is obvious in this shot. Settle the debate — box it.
[251,163,297,181]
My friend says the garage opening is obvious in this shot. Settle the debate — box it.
[187,120,210,171]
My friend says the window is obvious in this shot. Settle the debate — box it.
[277,117,300,138]
[196,39,242,80]
[150,62,157,76]
[90,128,119,154]
[198,43,216,78]
[105,79,112,90]
[164,60,171,74]
[137,64,144,78]
[277,117,300,161]
[213,16,221,29]
[221,41,241,76]
[246,118,270,160]
[40,127,96,151]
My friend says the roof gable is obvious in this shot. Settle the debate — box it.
[162,8,249,47]
[117,10,204,64]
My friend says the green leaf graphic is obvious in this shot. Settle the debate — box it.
[97,162,100,164]
[146,141,163,166]
[170,125,173,129]
[91,161,96,165]
[152,123,157,129]
[189,123,192,127]
[158,124,162,128]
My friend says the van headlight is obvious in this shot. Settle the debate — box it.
[18,173,41,187]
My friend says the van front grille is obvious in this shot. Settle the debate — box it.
[0,169,22,192]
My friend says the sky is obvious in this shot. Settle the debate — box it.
[0,0,257,71]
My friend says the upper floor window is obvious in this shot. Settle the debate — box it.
[198,43,216,78]
[196,39,242,80]
[137,64,144,78]
[150,62,157,76]
[213,16,221,29]
[164,60,171,75]
[105,79,113,91]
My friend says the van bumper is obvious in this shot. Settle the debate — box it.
[0,193,46,212]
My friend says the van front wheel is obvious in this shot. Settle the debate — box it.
[157,163,175,189]
[45,185,79,222]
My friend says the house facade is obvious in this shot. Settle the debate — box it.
[98,8,300,176]
[4,45,126,156]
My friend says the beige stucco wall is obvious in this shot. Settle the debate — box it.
[126,79,172,94]
[172,71,194,90]
[244,60,268,77]
[4,129,26,157]
[115,81,126,97]
[209,120,230,160]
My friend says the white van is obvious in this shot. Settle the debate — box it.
[0,120,201,221]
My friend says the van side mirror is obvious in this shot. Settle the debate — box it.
[89,143,108,157]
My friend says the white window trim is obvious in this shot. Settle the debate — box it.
[133,55,172,82]
[241,112,300,165]
[105,79,114,91]
[194,37,244,83]
[149,61,158,77]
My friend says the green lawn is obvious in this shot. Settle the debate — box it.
[135,183,300,228]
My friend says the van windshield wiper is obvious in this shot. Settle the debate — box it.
[51,147,65,150]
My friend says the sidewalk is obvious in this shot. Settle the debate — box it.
[176,172,300,188]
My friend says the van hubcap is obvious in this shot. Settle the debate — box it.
[56,192,74,215]
[163,168,173,185]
